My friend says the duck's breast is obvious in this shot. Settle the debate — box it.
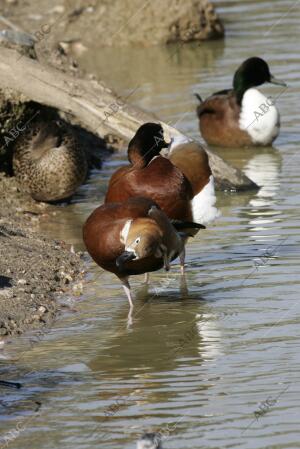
[239,88,280,145]
[191,175,220,225]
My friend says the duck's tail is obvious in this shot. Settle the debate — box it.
[171,220,206,232]
[171,220,205,239]
[194,93,203,103]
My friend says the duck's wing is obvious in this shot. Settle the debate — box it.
[105,165,132,203]
[211,88,232,96]
[107,156,192,221]
[169,143,220,225]
[171,219,206,236]
[196,89,234,118]
[13,120,61,160]
[169,142,211,195]
[171,220,206,230]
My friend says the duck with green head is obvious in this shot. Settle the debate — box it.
[196,57,287,148]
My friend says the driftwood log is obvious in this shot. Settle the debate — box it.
[0,46,257,191]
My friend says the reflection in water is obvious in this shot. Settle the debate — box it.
[196,313,224,361]
[78,41,225,119]
[242,147,284,246]
[87,294,225,445]
[244,147,282,206]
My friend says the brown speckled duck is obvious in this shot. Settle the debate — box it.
[13,120,88,202]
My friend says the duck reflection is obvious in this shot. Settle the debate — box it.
[88,285,225,443]
[212,145,282,216]
[243,147,282,207]
[89,279,224,379]
[232,146,283,238]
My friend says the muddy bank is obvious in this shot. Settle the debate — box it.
[0,173,84,337]
[1,0,224,49]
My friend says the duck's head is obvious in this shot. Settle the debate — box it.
[136,433,162,449]
[233,57,287,103]
[117,218,166,270]
[128,123,170,168]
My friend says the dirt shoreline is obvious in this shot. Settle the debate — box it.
[0,173,84,337]
[0,0,224,48]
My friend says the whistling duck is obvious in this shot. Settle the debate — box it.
[196,57,287,148]
[137,433,162,449]
[105,123,219,227]
[13,120,88,202]
[83,197,203,315]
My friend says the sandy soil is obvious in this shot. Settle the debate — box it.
[0,0,224,48]
[0,174,84,337]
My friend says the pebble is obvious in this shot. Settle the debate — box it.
[72,282,83,296]
[50,5,65,14]
[17,279,27,285]
[38,306,46,314]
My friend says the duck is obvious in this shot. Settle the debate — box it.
[196,57,287,148]
[13,120,88,202]
[105,123,219,228]
[137,433,162,449]
[83,197,203,315]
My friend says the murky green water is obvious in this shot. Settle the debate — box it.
[1,1,300,448]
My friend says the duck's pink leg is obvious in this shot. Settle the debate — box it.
[179,247,186,275]
[120,277,133,309]
[144,273,150,284]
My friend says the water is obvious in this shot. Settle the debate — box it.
[1,1,300,448]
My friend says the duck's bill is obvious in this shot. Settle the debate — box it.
[116,251,136,268]
[160,138,172,156]
[162,140,170,148]
[269,75,287,87]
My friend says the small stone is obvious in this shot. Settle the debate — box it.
[17,279,26,285]
[72,282,83,296]
[38,306,46,314]
[61,272,73,283]
[50,5,65,14]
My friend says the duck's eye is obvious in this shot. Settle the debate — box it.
[135,237,140,244]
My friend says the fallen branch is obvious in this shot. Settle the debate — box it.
[0,46,257,191]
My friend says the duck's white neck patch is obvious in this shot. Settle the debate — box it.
[120,219,132,244]
[239,88,280,145]
[191,175,220,225]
